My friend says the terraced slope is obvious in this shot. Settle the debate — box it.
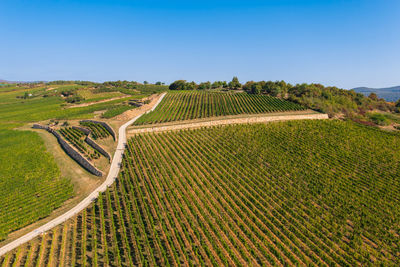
[1,120,400,266]
[134,91,306,125]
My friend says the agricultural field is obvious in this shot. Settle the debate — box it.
[79,121,113,140]
[2,120,399,266]
[134,91,306,125]
[76,88,126,103]
[0,124,74,242]
[59,127,102,160]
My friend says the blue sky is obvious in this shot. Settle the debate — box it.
[1,0,399,88]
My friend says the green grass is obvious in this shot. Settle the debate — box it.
[3,120,399,265]
[134,91,306,125]
[0,127,73,241]
[77,89,124,103]
[101,105,133,118]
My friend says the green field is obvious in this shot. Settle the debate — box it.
[2,120,399,266]
[0,126,73,241]
[134,91,306,125]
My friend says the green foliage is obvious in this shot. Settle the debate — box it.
[197,81,211,90]
[79,121,112,139]
[251,83,262,94]
[368,113,391,126]
[65,95,84,103]
[102,105,132,118]
[134,91,305,125]
[169,80,187,90]
[0,128,73,241]
[395,99,400,108]
[228,76,242,89]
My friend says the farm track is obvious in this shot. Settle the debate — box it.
[128,111,328,135]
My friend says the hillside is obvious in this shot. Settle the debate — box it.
[353,86,400,102]
[134,90,306,125]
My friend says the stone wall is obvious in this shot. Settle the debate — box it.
[32,124,103,176]
[128,113,329,135]
[85,136,111,161]
[80,120,116,140]
[72,126,91,135]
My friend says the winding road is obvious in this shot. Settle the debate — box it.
[0,92,167,257]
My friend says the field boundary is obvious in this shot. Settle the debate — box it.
[128,112,329,134]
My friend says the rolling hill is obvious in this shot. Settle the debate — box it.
[353,85,400,102]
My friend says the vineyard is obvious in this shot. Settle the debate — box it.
[59,127,101,160]
[0,127,74,242]
[79,121,112,140]
[134,91,306,125]
[1,120,399,266]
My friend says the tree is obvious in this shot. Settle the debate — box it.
[198,81,211,90]
[270,84,282,97]
[251,83,262,94]
[143,81,148,85]
[242,81,255,92]
[395,99,400,108]
[228,76,241,90]
[169,80,187,90]
[368,92,379,101]
[155,81,162,85]
[212,81,225,89]
[185,81,197,90]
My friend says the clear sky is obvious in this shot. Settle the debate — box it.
[1,0,399,88]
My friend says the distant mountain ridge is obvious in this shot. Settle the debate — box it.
[0,79,46,84]
[352,85,400,102]
[0,79,22,84]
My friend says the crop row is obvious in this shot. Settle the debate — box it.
[79,122,111,140]
[134,91,306,125]
[59,127,101,160]
[1,120,399,266]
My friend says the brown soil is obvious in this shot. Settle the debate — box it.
[107,93,164,130]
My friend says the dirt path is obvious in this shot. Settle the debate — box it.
[66,95,130,108]
[128,112,329,135]
[113,94,160,121]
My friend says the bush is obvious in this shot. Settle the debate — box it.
[368,113,390,126]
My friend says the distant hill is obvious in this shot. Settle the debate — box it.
[0,79,22,84]
[352,85,400,102]
[0,79,46,84]
[0,79,13,84]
